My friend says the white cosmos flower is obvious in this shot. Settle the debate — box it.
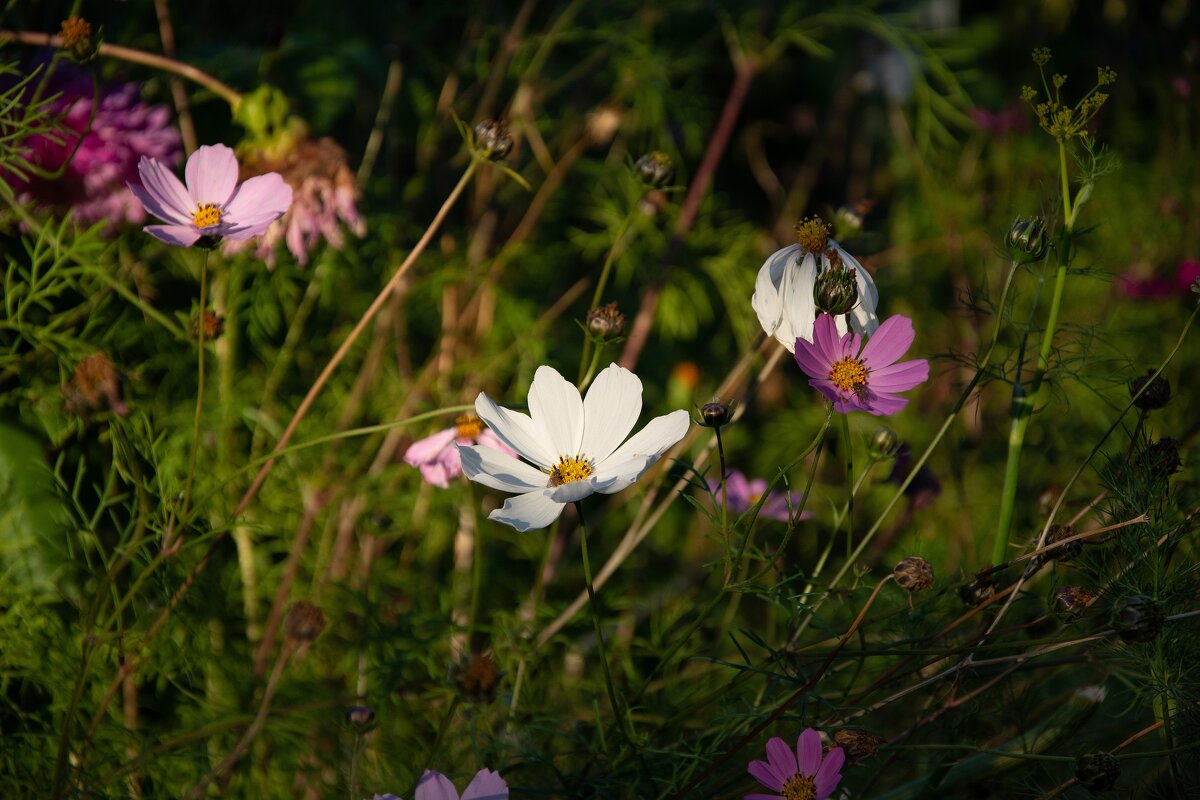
[458,364,690,532]
[751,241,880,353]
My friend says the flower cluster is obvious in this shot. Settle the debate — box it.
[1020,49,1116,142]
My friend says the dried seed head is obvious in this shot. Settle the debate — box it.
[450,650,503,704]
[344,705,376,731]
[893,557,934,592]
[473,119,513,161]
[699,400,733,428]
[284,601,326,646]
[1052,585,1097,621]
[958,571,998,607]
[190,310,225,340]
[868,426,900,461]
[1110,594,1164,643]
[634,151,673,188]
[1127,370,1171,410]
[586,302,626,340]
[1143,437,1182,479]
[1074,752,1119,792]
[63,353,128,416]
[833,728,884,763]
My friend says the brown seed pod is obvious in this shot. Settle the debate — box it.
[893,557,934,592]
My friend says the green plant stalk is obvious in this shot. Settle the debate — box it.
[577,209,637,382]
[509,515,563,715]
[840,412,854,558]
[716,424,730,582]
[992,139,1075,565]
[180,251,209,527]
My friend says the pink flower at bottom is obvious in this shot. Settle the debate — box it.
[747,729,844,800]
[707,470,813,523]
[375,768,508,800]
[405,415,517,489]
[794,313,928,416]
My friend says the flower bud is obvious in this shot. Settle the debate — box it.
[1074,752,1119,792]
[1052,586,1097,621]
[450,650,502,704]
[473,119,513,161]
[284,601,327,646]
[833,728,884,763]
[699,400,733,428]
[59,17,96,62]
[893,557,933,592]
[868,426,900,461]
[958,570,998,607]
[586,302,625,340]
[1127,370,1171,410]
[1006,216,1049,261]
[1144,438,1181,478]
[1110,594,1164,643]
[635,151,673,188]
[812,264,859,316]
[344,705,377,731]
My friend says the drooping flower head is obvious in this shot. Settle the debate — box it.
[707,470,813,523]
[375,767,508,800]
[9,72,182,231]
[129,143,292,247]
[747,729,844,800]
[405,414,517,489]
[223,135,365,267]
[752,217,880,353]
[794,313,928,416]
[459,364,690,531]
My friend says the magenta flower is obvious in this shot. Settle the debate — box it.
[747,729,844,800]
[708,470,813,523]
[375,768,508,800]
[405,415,517,489]
[794,313,928,416]
[1115,259,1200,300]
[128,143,292,247]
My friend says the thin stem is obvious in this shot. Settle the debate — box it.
[716,425,730,582]
[409,698,460,796]
[180,251,210,526]
[839,412,854,558]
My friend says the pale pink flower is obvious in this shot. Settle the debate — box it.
[746,729,844,800]
[375,767,508,800]
[405,415,517,489]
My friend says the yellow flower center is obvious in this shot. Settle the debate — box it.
[193,203,223,228]
[455,414,484,439]
[794,216,831,253]
[829,356,869,393]
[782,774,816,800]
[548,456,593,487]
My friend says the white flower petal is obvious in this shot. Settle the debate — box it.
[548,479,597,504]
[751,244,797,347]
[458,444,549,493]
[528,365,584,459]
[835,244,880,336]
[782,252,819,349]
[593,409,690,494]
[488,489,566,532]
[580,363,642,462]
[475,391,555,469]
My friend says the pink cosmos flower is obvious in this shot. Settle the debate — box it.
[128,143,292,247]
[708,470,813,523]
[405,415,517,489]
[375,768,508,800]
[794,313,928,416]
[747,729,844,800]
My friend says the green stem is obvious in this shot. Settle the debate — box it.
[716,425,730,582]
[180,251,210,525]
[840,412,854,559]
[578,209,637,381]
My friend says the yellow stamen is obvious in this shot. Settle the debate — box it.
[782,773,816,800]
[794,216,831,253]
[548,456,593,487]
[455,414,484,439]
[193,203,223,228]
[829,356,869,393]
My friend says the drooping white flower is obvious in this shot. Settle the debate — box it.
[751,218,880,353]
[458,364,690,532]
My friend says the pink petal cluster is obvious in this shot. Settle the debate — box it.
[223,137,365,267]
[129,144,293,247]
[747,729,844,800]
[405,418,517,489]
[794,313,929,416]
[1115,260,1200,300]
[707,470,813,523]
[375,768,507,800]
[10,75,181,231]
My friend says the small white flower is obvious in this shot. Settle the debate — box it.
[752,241,880,353]
[458,364,690,532]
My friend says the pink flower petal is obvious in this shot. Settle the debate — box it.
[404,428,458,467]
[747,759,785,791]
[461,768,508,799]
[811,314,842,364]
[128,179,189,225]
[793,341,830,381]
[869,359,929,392]
[796,728,823,776]
[136,157,194,221]
[143,223,200,247]
[744,794,785,800]
[862,391,909,416]
[859,314,916,369]
[765,736,798,781]
[414,770,459,800]
[224,172,293,224]
[814,746,845,798]
[476,428,518,457]
[418,460,453,488]
[184,144,239,206]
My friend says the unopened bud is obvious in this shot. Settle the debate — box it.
[813,263,859,316]
[1127,371,1171,410]
[284,601,326,646]
[700,400,733,428]
[1110,594,1164,643]
[868,426,900,461]
[344,705,377,731]
[1074,752,1119,792]
[450,650,502,704]
[1052,586,1097,621]
[1007,216,1049,261]
[833,728,884,763]
[586,302,625,340]
[59,17,96,61]
[893,556,933,592]
[473,119,513,161]
[635,151,673,188]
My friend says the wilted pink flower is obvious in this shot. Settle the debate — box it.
[708,470,813,523]
[129,143,292,247]
[223,136,365,267]
[747,729,844,800]
[10,75,181,231]
[375,767,508,800]
[1115,260,1200,300]
[794,313,928,416]
[405,415,517,489]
